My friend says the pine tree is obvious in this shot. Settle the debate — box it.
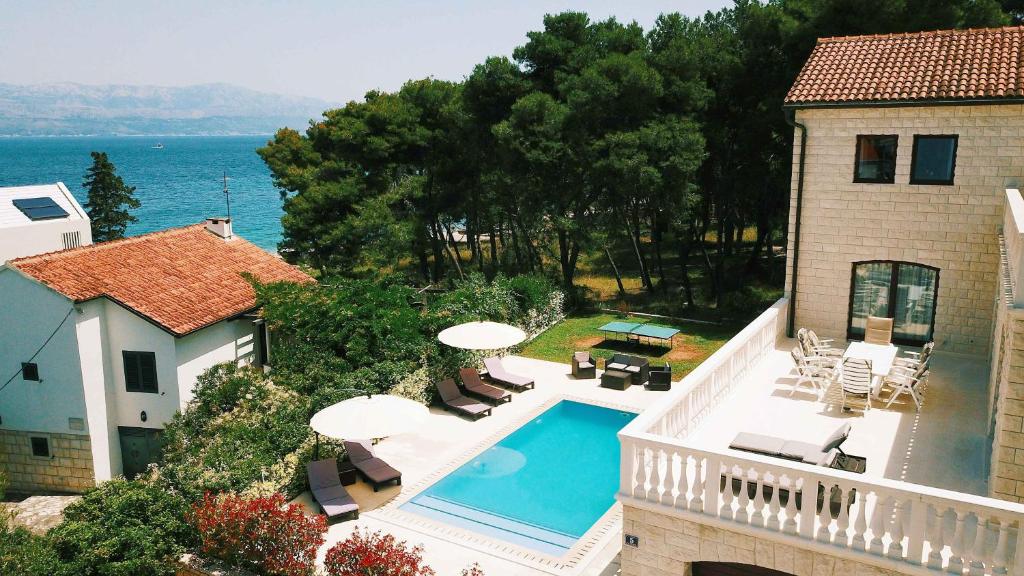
[83,151,140,242]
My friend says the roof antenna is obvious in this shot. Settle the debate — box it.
[222,171,232,222]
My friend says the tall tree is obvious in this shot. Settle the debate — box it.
[83,151,140,242]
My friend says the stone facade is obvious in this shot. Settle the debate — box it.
[0,429,95,493]
[785,104,1024,356]
[990,237,1024,503]
[622,506,906,576]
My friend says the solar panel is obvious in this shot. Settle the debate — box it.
[12,197,69,221]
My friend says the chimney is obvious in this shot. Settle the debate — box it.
[205,217,233,240]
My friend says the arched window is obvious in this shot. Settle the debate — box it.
[848,261,939,345]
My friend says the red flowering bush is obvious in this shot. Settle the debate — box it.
[323,528,435,576]
[189,492,326,576]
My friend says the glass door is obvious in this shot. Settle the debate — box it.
[848,261,938,345]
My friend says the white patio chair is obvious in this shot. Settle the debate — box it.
[807,329,844,358]
[797,328,839,369]
[790,347,834,399]
[884,360,929,411]
[839,357,873,412]
[864,316,894,346]
[894,341,934,370]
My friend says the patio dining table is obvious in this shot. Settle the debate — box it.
[843,341,898,398]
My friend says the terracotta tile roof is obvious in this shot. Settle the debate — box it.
[786,26,1024,105]
[9,224,312,336]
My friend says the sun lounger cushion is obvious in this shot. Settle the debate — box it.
[730,432,786,456]
[729,424,851,466]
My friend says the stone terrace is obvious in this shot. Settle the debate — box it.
[686,339,991,495]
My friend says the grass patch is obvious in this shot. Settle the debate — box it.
[519,312,741,381]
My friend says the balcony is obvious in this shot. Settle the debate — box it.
[618,299,1024,574]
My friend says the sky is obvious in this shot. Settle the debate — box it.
[0,0,731,103]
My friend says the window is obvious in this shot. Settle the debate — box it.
[123,351,158,393]
[21,362,39,381]
[848,261,939,345]
[30,436,50,458]
[854,135,898,183]
[911,135,958,185]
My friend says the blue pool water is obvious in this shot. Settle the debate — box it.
[402,400,636,555]
[0,136,283,251]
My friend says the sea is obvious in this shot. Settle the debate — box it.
[0,135,284,251]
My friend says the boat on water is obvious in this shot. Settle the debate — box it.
[151,143,164,149]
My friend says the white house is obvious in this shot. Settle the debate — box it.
[0,182,93,264]
[0,218,311,493]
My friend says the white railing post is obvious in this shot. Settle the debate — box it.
[619,436,634,499]
[906,497,927,565]
[703,454,721,517]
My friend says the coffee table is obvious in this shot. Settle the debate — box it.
[601,369,632,390]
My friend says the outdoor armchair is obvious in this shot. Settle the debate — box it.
[647,364,672,391]
[572,351,597,379]
[342,440,402,492]
[307,459,359,520]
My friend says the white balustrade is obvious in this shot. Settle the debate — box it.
[617,295,1024,574]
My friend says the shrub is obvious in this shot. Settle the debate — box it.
[189,492,326,576]
[0,516,69,576]
[157,363,315,500]
[48,478,195,576]
[323,528,434,576]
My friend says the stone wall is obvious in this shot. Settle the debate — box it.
[785,104,1024,356]
[622,505,907,576]
[990,235,1024,503]
[0,429,94,493]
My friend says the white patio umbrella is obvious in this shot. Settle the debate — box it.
[437,321,527,351]
[310,394,429,443]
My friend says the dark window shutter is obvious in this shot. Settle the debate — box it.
[139,352,158,393]
[123,352,141,392]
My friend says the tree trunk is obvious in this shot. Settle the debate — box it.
[605,247,626,295]
[626,212,653,293]
[678,238,694,307]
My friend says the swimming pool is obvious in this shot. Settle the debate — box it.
[401,400,636,556]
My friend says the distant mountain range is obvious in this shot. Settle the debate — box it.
[0,82,338,136]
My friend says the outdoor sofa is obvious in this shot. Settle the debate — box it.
[459,368,512,404]
[604,353,650,385]
[483,357,535,391]
[342,440,402,492]
[572,351,597,379]
[307,459,359,520]
[435,378,492,419]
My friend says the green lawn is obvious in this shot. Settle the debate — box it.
[519,312,741,381]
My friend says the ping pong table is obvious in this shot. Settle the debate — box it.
[598,321,680,347]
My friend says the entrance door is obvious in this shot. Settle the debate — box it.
[693,562,794,576]
[847,261,939,345]
[118,427,162,479]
